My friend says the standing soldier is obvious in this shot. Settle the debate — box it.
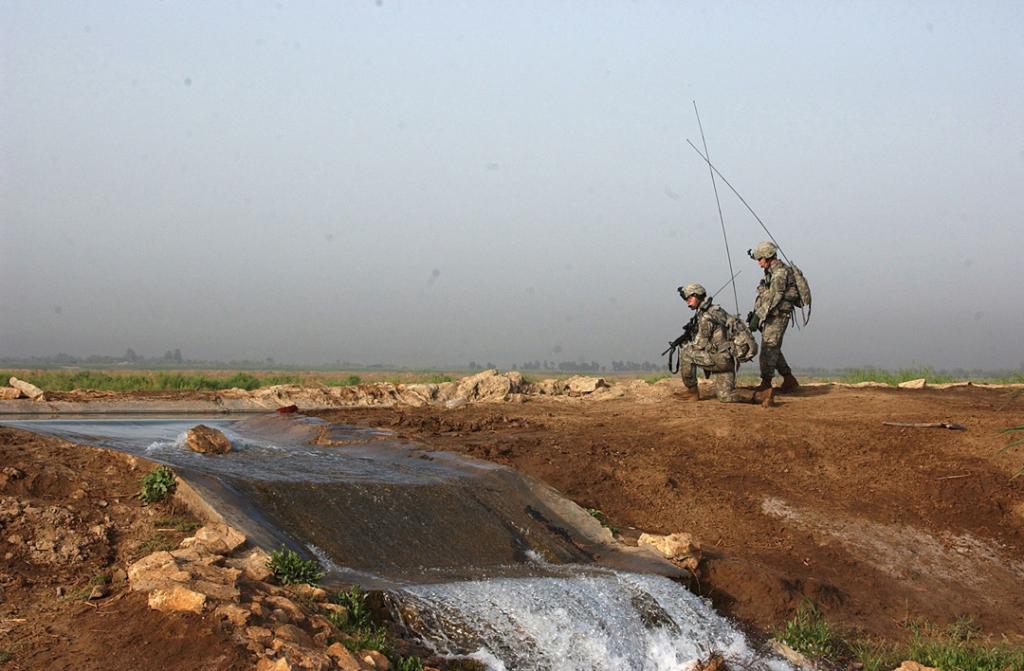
[677,283,774,406]
[748,241,800,393]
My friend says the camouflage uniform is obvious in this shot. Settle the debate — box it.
[754,258,799,382]
[679,297,740,402]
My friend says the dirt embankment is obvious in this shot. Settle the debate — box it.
[0,429,251,670]
[316,384,1024,642]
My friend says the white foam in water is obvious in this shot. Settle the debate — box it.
[306,543,348,575]
[145,431,188,454]
[402,572,794,671]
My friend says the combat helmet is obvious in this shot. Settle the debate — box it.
[678,283,707,300]
[748,240,777,260]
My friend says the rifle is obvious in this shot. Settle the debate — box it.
[662,313,698,374]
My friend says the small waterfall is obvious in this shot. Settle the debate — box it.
[5,416,794,670]
[393,571,786,671]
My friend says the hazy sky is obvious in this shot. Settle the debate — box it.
[2,2,1022,370]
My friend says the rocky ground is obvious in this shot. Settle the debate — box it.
[2,373,1023,670]
[0,429,252,670]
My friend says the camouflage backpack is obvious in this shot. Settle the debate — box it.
[714,312,758,363]
[789,264,812,324]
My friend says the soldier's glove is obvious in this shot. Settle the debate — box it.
[746,311,761,332]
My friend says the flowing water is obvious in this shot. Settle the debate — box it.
[5,415,793,671]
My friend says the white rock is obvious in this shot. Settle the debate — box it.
[180,524,246,555]
[8,377,44,401]
[565,376,609,395]
[148,584,207,613]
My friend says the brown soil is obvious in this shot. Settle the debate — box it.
[0,429,250,671]
[3,383,1022,669]
[315,384,1024,642]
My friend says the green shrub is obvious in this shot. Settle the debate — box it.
[331,586,390,654]
[785,612,1024,671]
[395,657,424,671]
[267,547,325,585]
[343,627,390,655]
[223,372,262,390]
[904,619,1024,671]
[848,639,896,671]
[999,420,1024,479]
[139,465,176,504]
[776,601,840,661]
[325,608,348,630]
[0,650,13,664]
[585,507,618,533]
[334,586,373,629]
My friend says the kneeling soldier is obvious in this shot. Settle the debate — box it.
[678,283,774,406]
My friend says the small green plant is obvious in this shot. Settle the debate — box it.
[268,547,324,585]
[343,627,390,655]
[139,465,176,504]
[334,586,373,629]
[643,373,670,384]
[395,656,424,671]
[903,619,1024,671]
[325,608,348,630]
[776,600,840,661]
[429,374,454,384]
[0,650,13,664]
[776,611,1024,671]
[137,534,179,555]
[848,639,896,671]
[999,421,1024,479]
[331,586,391,654]
[66,573,112,601]
[585,507,618,533]
[152,516,199,532]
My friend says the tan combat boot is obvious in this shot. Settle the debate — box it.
[752,387,775,407]
[754,377,773,392]
[679,386,700,401]
[779,374,800,393]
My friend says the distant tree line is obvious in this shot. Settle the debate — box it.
[502,360,605,372]
[1,349,300,370]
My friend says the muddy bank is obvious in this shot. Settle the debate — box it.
[314,384,1024,643]
[0,428,252,670]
